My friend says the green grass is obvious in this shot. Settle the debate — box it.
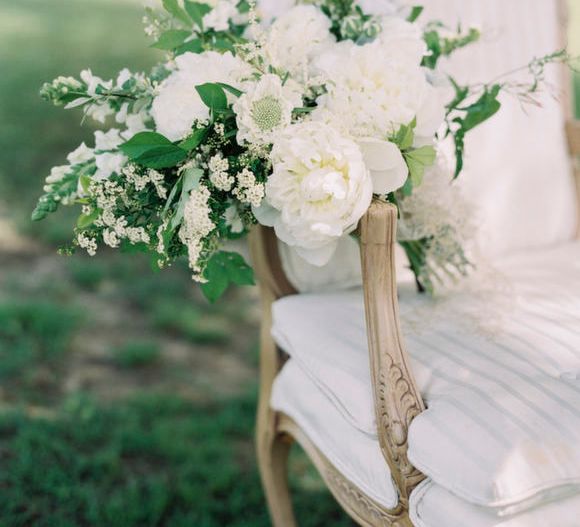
[0,391,354,527]
[111,341,162,369]
[0,300,80,382]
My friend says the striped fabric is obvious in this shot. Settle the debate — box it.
[271,241,580,513]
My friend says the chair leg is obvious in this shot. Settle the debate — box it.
[257,419,297,527]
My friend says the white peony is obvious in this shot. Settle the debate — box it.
[151,51,250,141]
[313,39,428,139]
[255,121,373,265]
[263,5,335,84]
[233,74,302,146]
[94,152,128,180]
[377,16,427,65]
[358,138,409,195]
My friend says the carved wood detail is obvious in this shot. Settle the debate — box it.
[360,201,427,503]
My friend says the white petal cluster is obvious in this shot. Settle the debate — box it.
[263,5,335,84]
[313,37,427,139]
[233,74,302,146]
[200,0,239,31]
[151,51,250,141]
[208,154,234,191]
[232,168,265,207]
[179,185,216,279]
[256,121,373,266]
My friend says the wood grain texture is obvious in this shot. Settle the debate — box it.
[359,201,427,506]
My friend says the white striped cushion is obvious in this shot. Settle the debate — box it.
[271,241,580,510]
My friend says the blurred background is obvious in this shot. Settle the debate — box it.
[0,1,578,526]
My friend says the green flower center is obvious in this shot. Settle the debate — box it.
[251,96,283,132]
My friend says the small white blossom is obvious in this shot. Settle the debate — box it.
[94,129,123,151]
[67,143,94,165]
[77,232,98,256]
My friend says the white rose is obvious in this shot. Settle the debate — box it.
[94,152,127,180]
[358,138,408,194]
[233,74,302,146]
[151,51,250,141]
[46,165,71,184]
[264,5,335,84]
[67,143,94,165]
[415,72,453,143]
[255,121,373,266]
[94,129,123,151]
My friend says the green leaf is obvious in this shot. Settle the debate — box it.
[79,174,92,194]
[216,82,243,98]
[195,83,228,113]
[179,126,209,151]
[407,6,424,23]
[461,84,502,132]
[120,132,187,169]
[184,1,212,29]
[31,196,58,221]
[392,120,416,150]
[201,251,255,302]
[76,209,100,230]
[404,145,436,187]
[152,29,191,50]
[175,38,204,55]
[162,0,191,25]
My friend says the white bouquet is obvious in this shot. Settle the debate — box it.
[34,0,571,299]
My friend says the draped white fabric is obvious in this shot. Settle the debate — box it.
[271,241,580,516]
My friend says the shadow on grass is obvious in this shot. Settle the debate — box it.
[0,389,355,527]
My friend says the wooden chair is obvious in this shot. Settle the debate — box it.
[250,1,580,525]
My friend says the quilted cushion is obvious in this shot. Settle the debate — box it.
[272,360,580,525]
[271,360,399,509]
[410,480,580,527]
[271,241,580,511]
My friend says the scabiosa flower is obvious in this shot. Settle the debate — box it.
[233,74,302,146]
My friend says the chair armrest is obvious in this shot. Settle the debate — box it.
[359,200,426,505]
[566,120,580,156]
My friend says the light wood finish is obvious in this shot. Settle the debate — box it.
[250,201,420,526]
[360,202,426,506]
[566,120,580,238]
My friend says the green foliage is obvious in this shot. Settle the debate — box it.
[404,145,437,188]
[407,6,424,23]
[446,82,502,178]
[0,300,81,381]
[201,251,255,303]
[111,341,161,368]
[162,0,191,26]
[152,301,232,344]
[422,24,481,69]
[196,82,229,114]
[152,29,191,50]
[184,1,212,30]
[120,132,188,169]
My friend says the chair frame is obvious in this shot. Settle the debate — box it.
[249,2,580,524]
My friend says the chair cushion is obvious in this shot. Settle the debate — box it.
[272,360,580,524]
[271,241,580,511]
[271,360,399,509]
[410,479,580,527]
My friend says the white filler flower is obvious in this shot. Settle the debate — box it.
[233,74,302,145]
[255,121,373,266]
[152,51,249,141]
